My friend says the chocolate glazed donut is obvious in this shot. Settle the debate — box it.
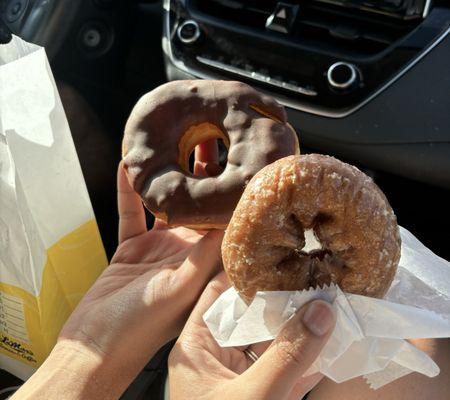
[222,154,401,303]
[122,80,299,229]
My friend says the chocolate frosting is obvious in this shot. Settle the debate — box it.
[122,80,299,228]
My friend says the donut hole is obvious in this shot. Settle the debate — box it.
[299,214,349,287]
[218,139,228,168]
[301,229,323,253]
[276,215,348,289]
[300,213,333,253]
[285,214,322,253]
[188,138,228,176]
[178,122,229,177]
[285,214,304,246]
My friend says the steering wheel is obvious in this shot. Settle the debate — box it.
[0,0,81,58]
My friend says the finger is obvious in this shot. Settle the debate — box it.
[242,341,271,366]
[248,341,271,357]
[175,231,226,313]
[195,139,219,164]
[179,267,229,334]
[244,340,323,394]
[152,218,168,230]
[237,300,336,399]
[169,270,231,400]
[190,271,229,321]
[193,160,208,176]
[117,162,147,243]
[287,372,324,400]
[194,139,223,176]
[179,271,230,343]
[193,161,223,177]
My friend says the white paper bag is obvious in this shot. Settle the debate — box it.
[204,227,450,389]
[0,36,108,380]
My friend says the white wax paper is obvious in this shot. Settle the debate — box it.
[204,227,450,389]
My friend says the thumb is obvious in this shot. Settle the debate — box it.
[238,300,336,399]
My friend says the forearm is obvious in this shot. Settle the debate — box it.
[11,340,149,400]
[308,338,450,400]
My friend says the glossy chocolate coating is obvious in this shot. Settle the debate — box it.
[122,80,299,228]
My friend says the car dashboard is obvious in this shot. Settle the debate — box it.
[163,0,450,189]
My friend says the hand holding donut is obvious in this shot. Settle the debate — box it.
[59,146,225,364]
[12,144,225,400]
[168,272,336,400]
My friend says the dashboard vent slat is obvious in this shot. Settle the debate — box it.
[192,0,420,55]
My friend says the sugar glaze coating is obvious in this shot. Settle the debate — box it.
[222,154,401,303]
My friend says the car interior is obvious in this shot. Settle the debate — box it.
[1,0,449,398]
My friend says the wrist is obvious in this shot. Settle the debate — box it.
[11,340,137,400]
[58,314,165,385]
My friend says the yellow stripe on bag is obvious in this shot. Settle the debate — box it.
[0,219,107,367]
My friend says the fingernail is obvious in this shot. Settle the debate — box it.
[194,161,207,169]
[302,301,335,337]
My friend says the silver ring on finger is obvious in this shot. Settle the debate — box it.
[243,348,259,364]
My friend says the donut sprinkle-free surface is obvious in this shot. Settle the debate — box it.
[223,154,401,302]
[122,80,299,229]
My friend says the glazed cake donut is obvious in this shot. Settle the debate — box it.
[222,154,401,303]
[122,80,299,229]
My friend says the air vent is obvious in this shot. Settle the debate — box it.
[293,2,418,55]
[193,0,273,29]
[191,0,420,55]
